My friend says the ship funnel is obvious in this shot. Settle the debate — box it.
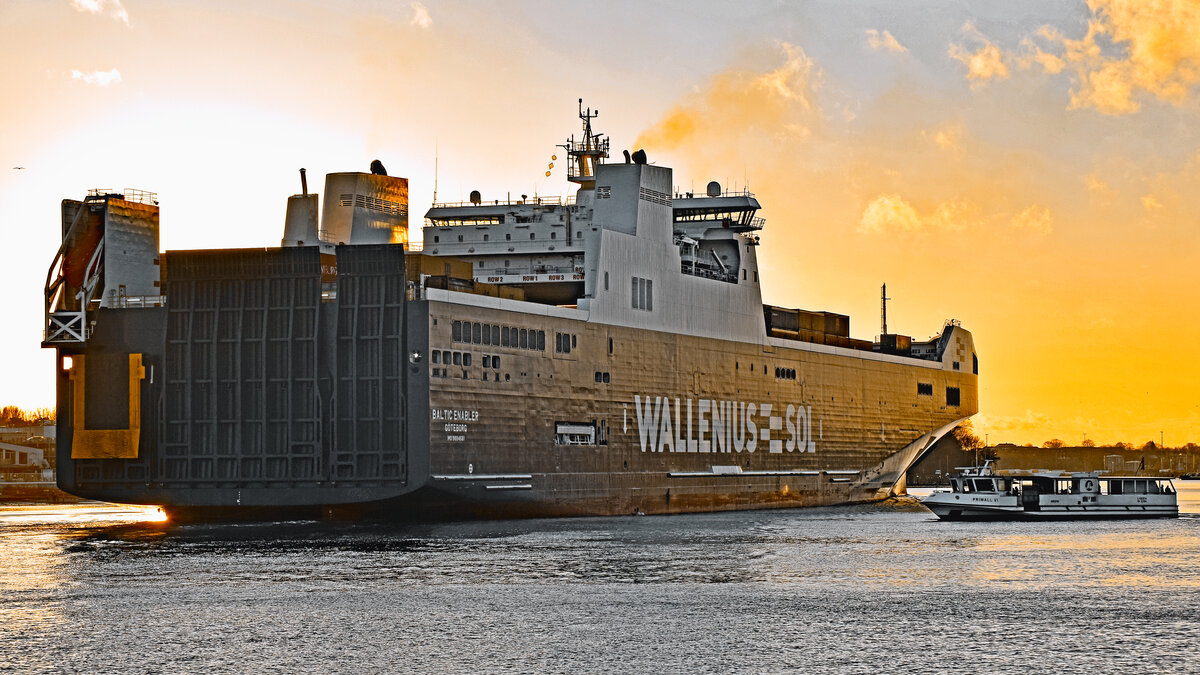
[470,190,481,205]
[707,181,721,197]
[631,149,647,164]
[300,168,308,196]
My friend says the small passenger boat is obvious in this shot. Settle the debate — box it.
[922,462,1178,520]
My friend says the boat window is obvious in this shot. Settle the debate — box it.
[492,325,500,345]
[482,355,490,368]
[501,327,510,347]
[973,479,994,492]
[519,329,528,349]
[493,355,500,369]
[538,330,546,351]
[432,351,440,364]
[506,233,511,240]
[472,323,482,344]
[463,353,472,367]
[917,383,933,396]
[452,321,462,342]
[482,324,492,345]
[453,352,461,366]
[962,480,973,493]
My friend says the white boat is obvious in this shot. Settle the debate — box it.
[922,461,1178,520]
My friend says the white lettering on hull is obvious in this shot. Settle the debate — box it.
[632,395,817,454]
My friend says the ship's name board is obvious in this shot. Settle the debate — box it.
[633,395,816,454]
[432,408,478,442]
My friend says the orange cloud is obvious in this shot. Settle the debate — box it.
[1009,205,1054,235]
[948,39,1010,86]
[955,1,1200,114]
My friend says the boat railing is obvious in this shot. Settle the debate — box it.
[431,195,576,209]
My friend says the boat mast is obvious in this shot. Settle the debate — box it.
[560,99,609,191]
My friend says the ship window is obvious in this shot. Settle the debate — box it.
[754,271,758,282]
[506,233,511,240]
[953,361,960,371]
[482,324,491,345]
[604,271,609,291]
[946,387,961,406]
[519,329,528,349]
[452,321,462,342]
[453,352,462,366]
[442,350,450,364]
[472,323,482,343]
[608,337,613,355]
[603,372,610,383]
[483,355,490,368]
[492,325,500,345]
[501,327,510,347]
[434,235,440,243]
[492,355,500,369]
[463,353,472,367]
[530,233,535,240]
[571,335,576,348]
[973,353,979,375]
[458,235,463,242]
[743,270,747,280]
[595,371,602,383]
[551,232,556,239]
[538,330,545,351]
[631,277,653,311]
[917,383,933,396]
[432,351,440,364]
[483,234,489,241]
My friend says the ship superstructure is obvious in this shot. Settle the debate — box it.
[43,103,978,519]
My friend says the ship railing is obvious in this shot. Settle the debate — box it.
[673,188,757,200]
[478,264,581,277]
[431,195,576,209]
[86,188,158,206]
[404,241,424,252]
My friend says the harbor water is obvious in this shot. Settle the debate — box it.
[3,484,1199,673]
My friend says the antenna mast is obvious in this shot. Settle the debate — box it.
[558,99,609,190]
[881,283,890,335]
[432,140,439,204]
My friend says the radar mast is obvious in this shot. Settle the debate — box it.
[559,99,609,190]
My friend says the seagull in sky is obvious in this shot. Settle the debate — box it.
[12,167,25,170]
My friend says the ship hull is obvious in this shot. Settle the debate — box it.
[54,246,977,520]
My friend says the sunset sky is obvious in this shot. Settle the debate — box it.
[2,0,1198,446]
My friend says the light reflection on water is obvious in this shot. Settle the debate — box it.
[0,485,1197,671]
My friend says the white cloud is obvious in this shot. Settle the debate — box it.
[410,2,432,30]
[71,68,123,87]
[866,29,907,54]
[70,0,130,27]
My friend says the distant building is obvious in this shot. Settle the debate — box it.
[0,441,51,481]
[908,439,1200,486]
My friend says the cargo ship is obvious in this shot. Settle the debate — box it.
[42,103,978,519]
